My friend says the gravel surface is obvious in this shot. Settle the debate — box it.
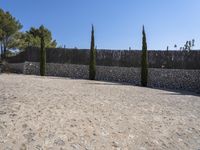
[0,74,200,150]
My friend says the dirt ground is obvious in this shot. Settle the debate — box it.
[0,74,200,150]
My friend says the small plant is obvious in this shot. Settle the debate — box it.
[141,26,148,87]
[180,39,195,51]
[89,25,96,80]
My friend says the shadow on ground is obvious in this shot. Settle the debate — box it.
[2,73,199,97]
[84,80,200,97]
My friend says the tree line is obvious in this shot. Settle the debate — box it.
[0,9,56,59]
[0,8,148,86]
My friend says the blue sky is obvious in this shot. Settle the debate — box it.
[1,0,200,50]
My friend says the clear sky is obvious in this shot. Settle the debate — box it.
[0,0,200,50]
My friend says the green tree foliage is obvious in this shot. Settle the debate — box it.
[10,26,57,51]
[141,26,148,87]
[89,25,96,80]
[30,25,48,76]
[0,8,22,59]
[27,27,57,48]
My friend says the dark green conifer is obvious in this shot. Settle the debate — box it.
[40,26,46,76]
[89,25,96,80]
[141,26,148,86]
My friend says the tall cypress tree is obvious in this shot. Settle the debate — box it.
[89,25,96,80]
[40,26,46,76]
[141,26,148,86]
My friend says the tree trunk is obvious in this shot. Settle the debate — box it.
[3,44,6,60]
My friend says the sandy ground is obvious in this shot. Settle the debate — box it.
[0,74,200,150]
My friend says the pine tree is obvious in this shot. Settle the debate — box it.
[40,27,46,76]
[141,26,148,86]
[89,25,96,80]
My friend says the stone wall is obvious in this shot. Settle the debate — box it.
[7,47,200,69]
[24,62,89,79]
[148,69,200,92]
[7,63,24,73]
[9,62,200,93]
[1,62,24,73]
